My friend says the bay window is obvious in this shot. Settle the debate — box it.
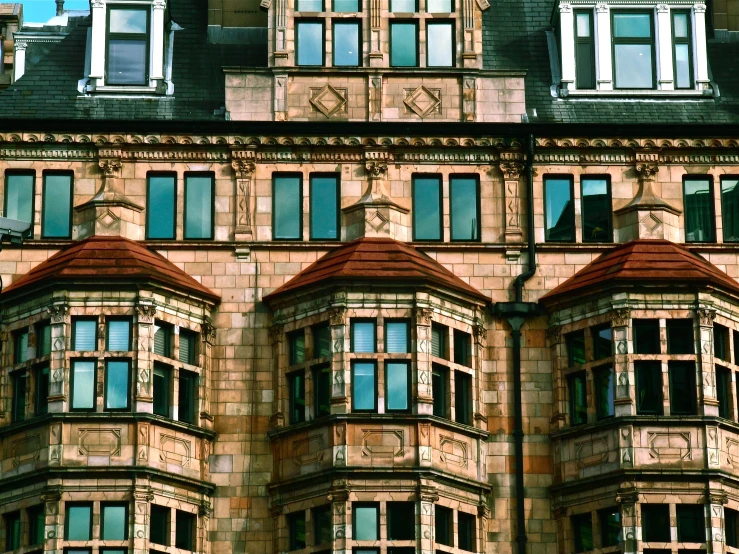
[72,361,96,410]
[672,10,692,89]
[352,361,377,411]
[106,7,149,85]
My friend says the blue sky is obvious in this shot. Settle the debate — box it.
[18,0,89,23]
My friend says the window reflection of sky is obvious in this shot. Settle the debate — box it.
[110,9,147,34]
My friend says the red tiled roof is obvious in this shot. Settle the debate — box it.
[1,236,219,302]
[540,239,739,304]
[264,237,487,302]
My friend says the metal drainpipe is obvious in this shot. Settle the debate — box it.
[494,134,539,554]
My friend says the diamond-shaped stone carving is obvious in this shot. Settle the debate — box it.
[310,85,347,117]
[98,209,120,228]
[404,86,441,117]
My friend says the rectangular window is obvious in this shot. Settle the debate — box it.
[633,319,660,354]
[313,365,331,417]
[273,174,302,239]
[385,320,409,353]
[581,177,612,242]
[545,176,575,242]
[147,173,176,239]
[386,362,410,411]
[297,0,322,10]
[612,11,654,89]
[28,505,45,546]
[352,362,376,411]
[333,22,361,67]
[435,506,453,546]
[313,323,331,359]
[717,366,731,419]
[636,361,663,415]
[42,172,72,238]
[106,7,148,85]
[5,172,34,238]
[289,330,306,365]
[105,360,130,410]
[310,174,340,239]
[288,511,306,550]
[150,505,170,546]
[642,504,670,542]
[391,0,416,10]
[178,370,197,424]
[334,0,359,11]
[351,320,376,353]
[107,318,131,351]
[153,321,173,358]
[179,329,198,365]
[715,323,730,361]
[566,330,586,365]
[412,175,442,241]
[390,22,418,67]
[598,508,621,547]
[574,10,595,89]
[288,371,306,423]
[297,21,325,66]
[387,502,415,540]
[72,318,97,352]
[353,504,379,540]
[458,512,476,552]
[431,323,448,359]
[450,176,480,241]
[184,173,214,240]
[453,329,472,367]
[427,0,452,12]
[669,361,696,415]
[427,22,453,67]
[684,177,715,242]
[571,513,593,553]
[71,360,96,410]
[721,177,739,242]
[667,319,694,354]
[35,365,49,416]
[313,505,332,546]
[102,503,127,540]
[594,366,615,419]
[591,323,612,360]
[11,371,26,422]
[153,363,170,417]
[568,371,587,425]
[672,10,693,89]
[5,511,20,551]
[432,364,448,418]
[14,327,28,363]
[454,371,472,425]
[676,505,704,543]
[66,503,92,540]
[726,508,739,548]
[175,510,195,551]
[37,321,51,357]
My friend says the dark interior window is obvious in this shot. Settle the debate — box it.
[633,319,660,354]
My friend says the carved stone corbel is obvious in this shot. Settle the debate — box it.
[696,308,716,326]
[232,157,256,240]
[136,304,156,324]
[47,304,69,324]
[473,320,487,344]
[330,307,347,327]
[365,160,388,180]
[202,318,217,344]
[546,324,562,345]
[268,324,284,344]
[610,308,630,328]
[414,308,433,326]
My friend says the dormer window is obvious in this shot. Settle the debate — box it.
[612,12,654,89]
[106,7,149,85]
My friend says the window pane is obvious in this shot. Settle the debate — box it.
[179,330,197,365]
[722,179,739,241]
[43,174,72,238]
[313,506,332,546]
[148,175,176,239]
[391,0,415,10]
[458,512,476,552]
[72,361,96,409]
[175,511,195,550]
[310,175,339,237]
[576,41,595,89]
[432,365,447,417]
[676,505,705,543]
[674,43,690,88]
[636,361,663,415]
[107,319,131,351]
[599,508,621,547]
[5,511,20,551]
[109,8,147,33]
[28,505,45,546]
[153,364,169,417]
[569,372,587,425]
[333,23,360,66]
[717,366,731,418]
[435,506,453,545]
[455,371,471,424]
[413,176,442,240]
[313,324,331,358]
[353,362,376,410]
[582,178,612,242]
[684,178,714,242]
[614,44,653,88]
[184,175,213,239]
[450,177,479,240]
[288,512,306,550]
[727,508,739,548]
[576,12,591,36]
[297,22,324,66]
[642,505,670,542]
[613,13,651,37]
[352,321,376,352]
[390,22,417,66]
[673,12,688,37]
[354,505,378,540]
[178,370,197,424]
[154,322,171,357]
[37,322,51,357]
[35,365,49,415]
[150,505,169,545]
[105,361,129,410]
[592,324,612,360]
[572,513,593,553]
[566,330,586,365]
[274,176,302,239]
[289,372,306,423]
[386,362,409,411]
[667,319,694,354]
[67,505,92,540]
[289,330,306,365]
[298,0,322,9]
[334,0,358,10]
[313,366,331,417]
[15,329,28,363]
[669,361,696,415]
[545,177,574,241]
[427,23,453,67]
[594,366,615,419]
[6,174,34,234]
[427,0,451,12]
[431,323,447,358]
[12,373,26,422]
[386,321,409,353]
[74,319,96,351]
[387,503,415,540]
[454,330,471,366]
[102,505,127,540]
[634,319,660,354]
[108,39,147,84]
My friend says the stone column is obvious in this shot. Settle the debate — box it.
[328,484,349,554]
[559,2,575,91]
[656,4,674,90]
[595,3,612,90]
[13,40,26,81]
[232,158,256,241]
[268,323,285,429]
[500,160,524,243]
[41,487,62,554]
[135,304,155,412]
[697,307,718,416]
[546,323,566,432]
[47,303,68,412]
[151,0,166,82]
[132,485,153,554]
[473,319,487,431]
[616,490,638,554]
[611,308,633,416]
[200,318,216,427]
[415,307,433,414]
[418,485,437,554]
[89,0,106,84]
[708,490,727,554]
[694,2,710,89]
[330,307,348,413]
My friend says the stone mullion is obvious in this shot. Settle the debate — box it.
[328,487,349,554]
[369,0,381,63]
[135,305,155,409]
[697,308,718,416]
[330,307,348,413]
[200,319,216,427]
[269,324,285,429]
[271,506,286,554]
[199,501,213,554]
[546,325,566,431]
[41,488,62,554]
[708,490,727,554]
[473,319,487,430]
[611,309,632,416]
[47,304,69,412]
[616,492,638,554]
[133,485,153,554]
[418,484,437,554]
[499,161,524,243]
[415,308,433,414]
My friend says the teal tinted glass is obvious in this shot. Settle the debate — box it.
[109,8,147,33]
[274,176,301,239]
[545,178,574,241]
[386,362,409,410]
[352,362,375,410]
[599,509,622,547]
[72,361,95,409]
[390,23,417,66]
[42,174,71,237]
[684,178,714,242]
[413,176,441,240]
[105,361,129,409]
[107,319,131,351]
[722,179,739,241]
[310,175,339,238]
[297,22,324,65]
[673,12,689,37]
[391,0,416,10]
[354,505,378,539]
[581,177,611,242]
[613,13,651,37]
[184,175,213,239]
[427,23,453,66]
[73,319,96,351]
[147,175,176,239]
[450,177,479,240]
[386,321,409,353]
[427,0,452,12]
[67,505,91,540]
[333,0,359,11]
[298,0,322,10]
[352,321,376,352]
[333,22,360,66]
[6,173,33,233]
[102,505,127,540]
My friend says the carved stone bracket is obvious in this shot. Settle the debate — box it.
[136,304,156,324]
[414,308,433,326]
[635,162,659,180]
[365,160,388,179]
[418,484,439,503]
[268,324,284,344]
[500,161,524,180]
[610,308,630,328]
[98,158,122,176]
[202,318,217,345]
[696,307,716,326]
[47,304,69,324]
[269,503,283,518]
[327,483,350,503]
[132,487,155,503]
[473,320,487,344]
[546,324,562,345]
[330,307,347,327]
[708,491,728,505]
[199,501,214,518]
[615,489,639,505]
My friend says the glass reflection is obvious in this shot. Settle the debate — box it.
[353,362,375,409]
[391,22,417,66]
[148,175,176,239]
[67,505,91,540]
[102,505,127,540]
[108,40,147,85]
[450,177,478,240]
[43,174,72,238]
[73,361,95,409]
[109,9,147,33]
[333,23,360,67]
[106,361,129,409]
[386,362,408,410]
[427,23,453,67]
[614,44,652,88]
[274,175,301,239]
[185,175,213,239]
[545,178,573,241]
[297,22,324,65]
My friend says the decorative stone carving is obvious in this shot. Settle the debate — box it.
[414,308,433,326]
[546,325,562,345]
[696,307,716,326]
[635,162,659,180]
[361,429,404,458]
[98,158,122,176]
[292,435,325,466]
[78,428,122,457]
[500,161,524,179]
[202,318,216,344]
[463,77,476,121]
[47,304,69,323]
[136,304,156,324]
[418,484,439,503]
[330,307,347,326]
[473,320,487,344]
[610,308,630,327]
[268,324,283,344]
[364,161,387,179]
[310,85,348,118]
[404,86,441,118]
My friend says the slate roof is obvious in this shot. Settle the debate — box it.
[540,239,739,304]
[1,236,219,302]
[264,237,488,303]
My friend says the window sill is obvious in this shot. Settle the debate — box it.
[564,89,712,98]
[93,85,160,94]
